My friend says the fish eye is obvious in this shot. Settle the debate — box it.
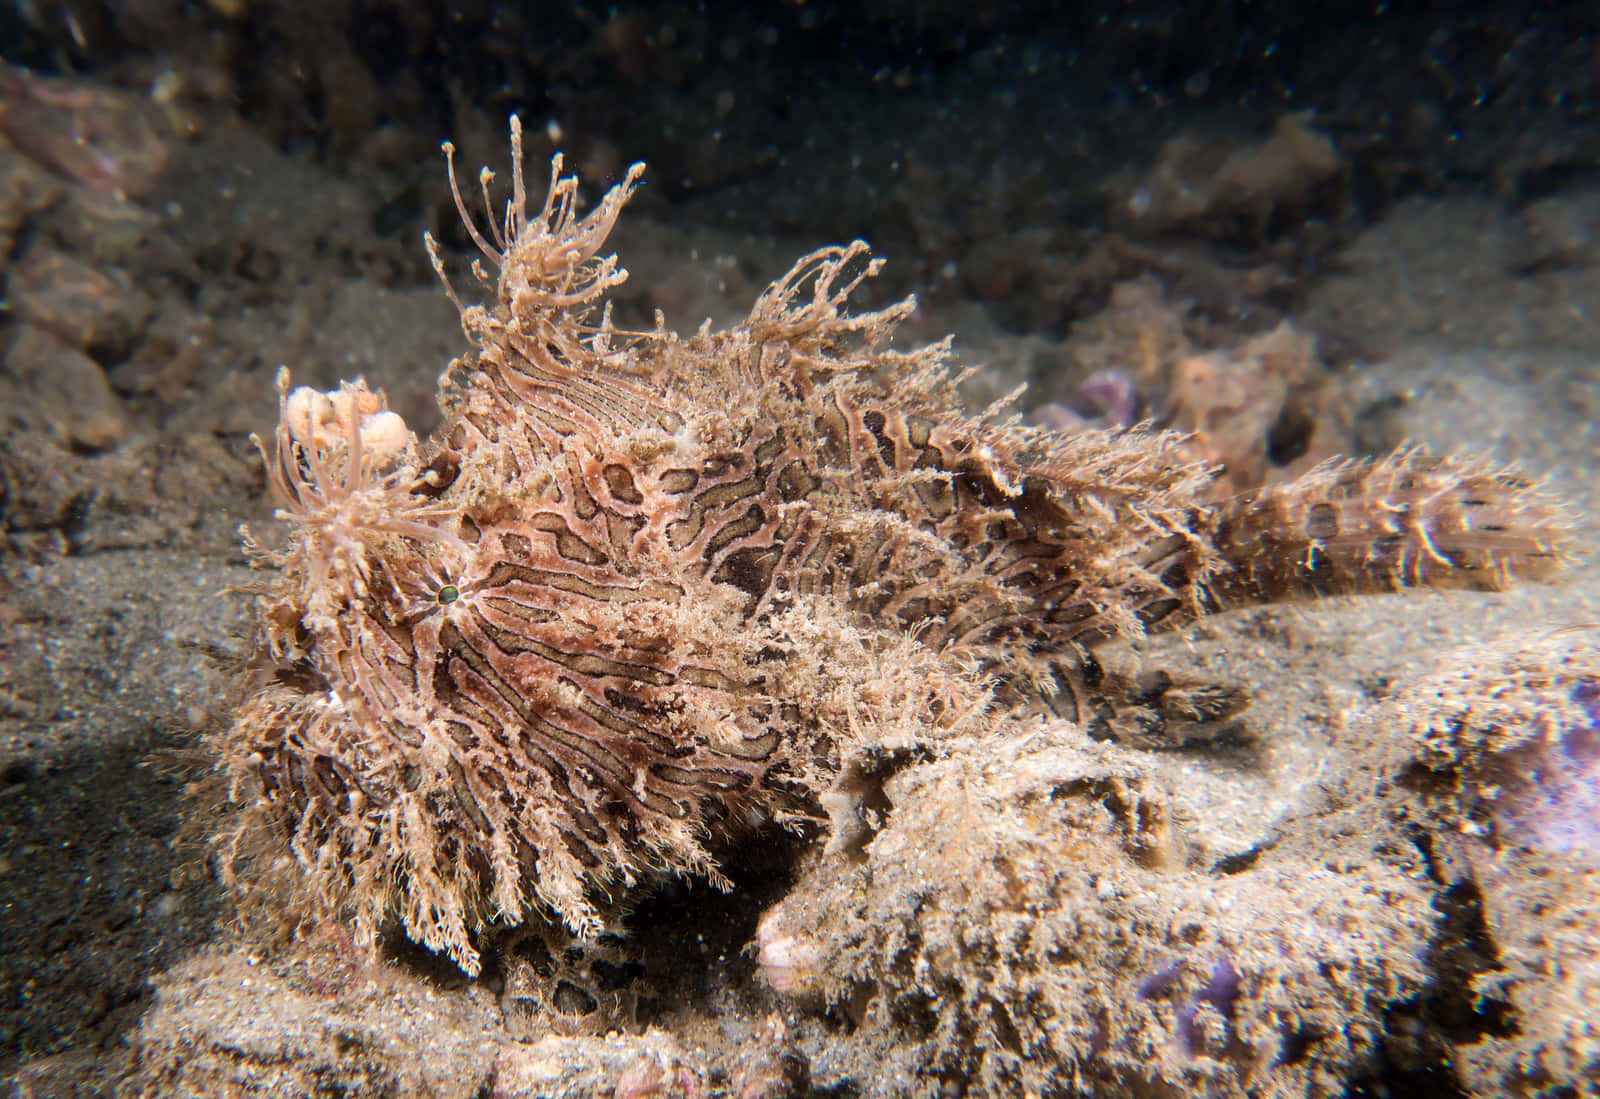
[437,584,460,605]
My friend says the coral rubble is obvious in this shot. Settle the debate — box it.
[217,118,1569,997]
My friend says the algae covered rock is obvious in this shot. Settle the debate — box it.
[758,724,1433,1098]
[1381,629,1600,1092]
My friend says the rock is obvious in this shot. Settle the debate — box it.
[1115,114,1345,239]
[0,136,64,259]
[0,63,169,200]
[127,944,708,1099]
[1513,188,1600,270]
[1,323,128,451]
[6,245,153,360]
[499,1035,703,1099]
[130,947,501,1097]
[43,182,159,266]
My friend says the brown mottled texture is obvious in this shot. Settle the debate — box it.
[218,119,1570,975]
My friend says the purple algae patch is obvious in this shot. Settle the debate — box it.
[1137,960,1185,1001]
[1491,678,1600,863]
[1144,957,1243,1056]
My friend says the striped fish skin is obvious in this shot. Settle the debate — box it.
[223,124,1570,975]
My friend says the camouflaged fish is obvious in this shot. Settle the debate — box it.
[222,118,1569,974]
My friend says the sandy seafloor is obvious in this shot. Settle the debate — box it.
[3,18,1600,1099]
